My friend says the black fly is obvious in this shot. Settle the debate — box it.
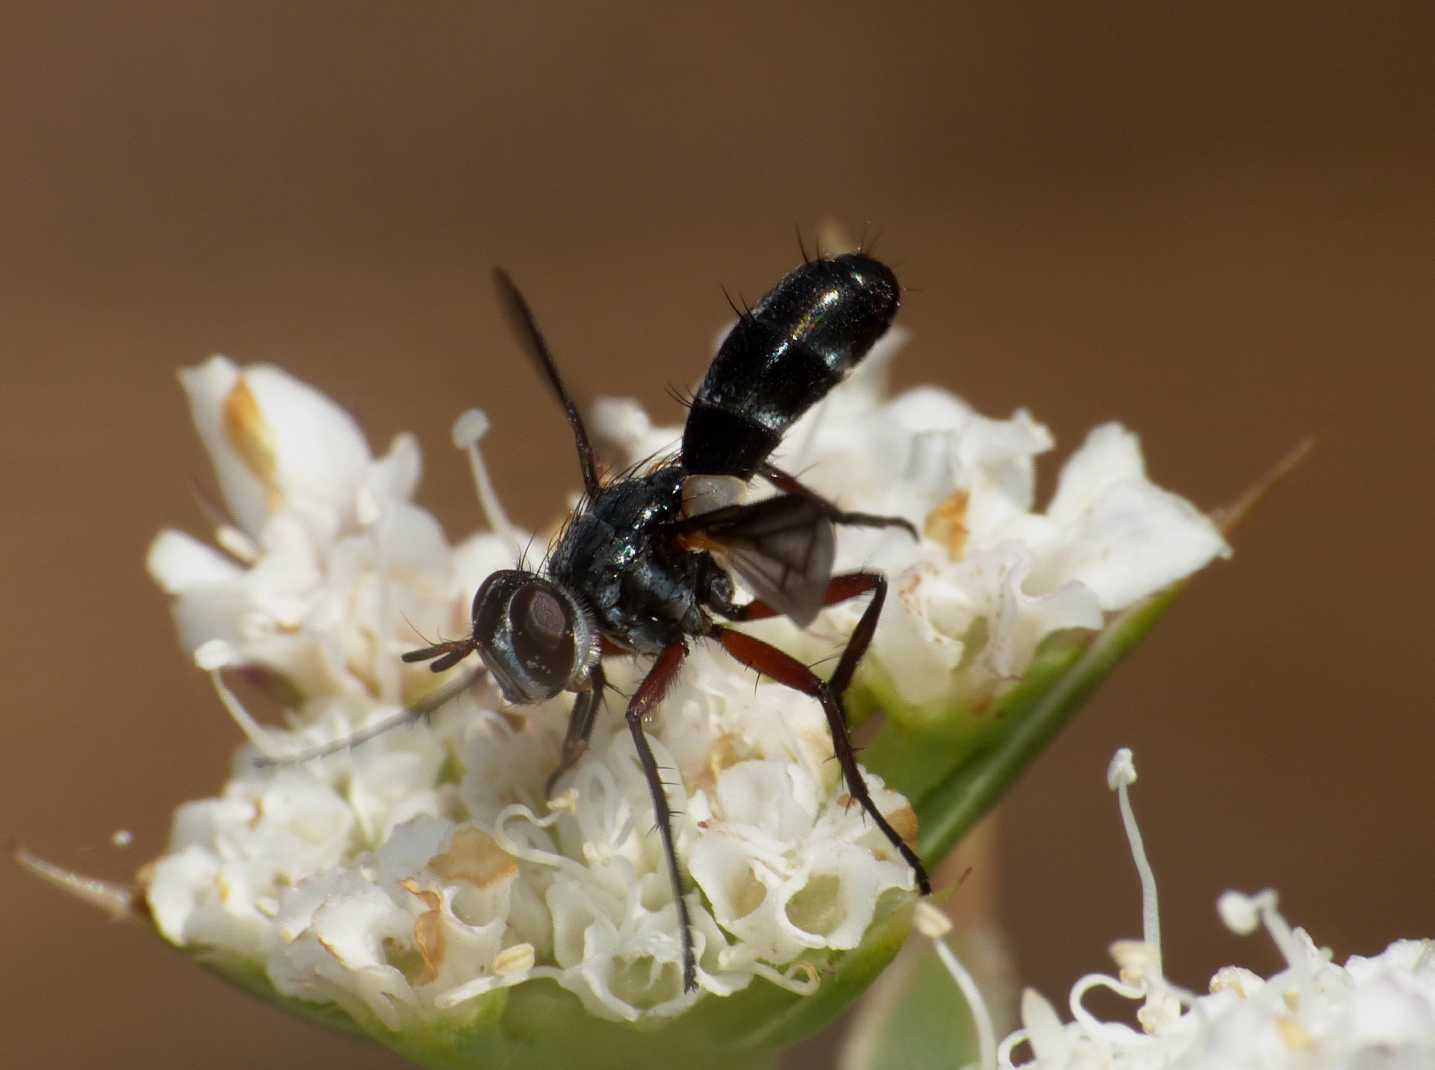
[269,252,933,992]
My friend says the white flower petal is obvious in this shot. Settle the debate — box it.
[1046,422,1148,522]
[147,529,244,592]
[1037,424,1229,609]
[268,872,416,1030]
[179,356,373,543]
[688,759,913,964]
[367,432,424,505]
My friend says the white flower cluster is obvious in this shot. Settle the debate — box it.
[930,749,1435,1069]
[143,330,1222,1030]
[146,357,509,706]
[143,357,910,1026]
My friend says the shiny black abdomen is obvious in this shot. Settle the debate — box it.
[681,253,900,479]
[545,465,710,655]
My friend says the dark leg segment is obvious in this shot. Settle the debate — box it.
[545,664,607,798]
[625,642,699,992]
[712,574,932,895]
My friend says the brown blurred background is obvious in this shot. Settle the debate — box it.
[2,2,1431,1066]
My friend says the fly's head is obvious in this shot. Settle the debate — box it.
[403,570,600,703]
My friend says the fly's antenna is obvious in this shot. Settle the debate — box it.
[399,610,438,650]
[402,633,479,674]
[251,667,481,769]
[399,613,474,671]
[492,268,601,498]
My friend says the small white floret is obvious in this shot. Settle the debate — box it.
[990,753,1435,1069]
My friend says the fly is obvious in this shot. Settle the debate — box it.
[266,250,932,992]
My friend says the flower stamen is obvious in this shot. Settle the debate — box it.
[195,640,288,760]
[1106,749,1159,962]
[916,900,998,1070]
[751,961,822,995]
[453,408,522,561]
[1218,891,1292,955]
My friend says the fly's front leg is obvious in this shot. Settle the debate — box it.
[545,664,606,799]
[625,642,699,992]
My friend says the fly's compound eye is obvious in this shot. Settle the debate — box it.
[470,570,596,704]
[509,584,575,687]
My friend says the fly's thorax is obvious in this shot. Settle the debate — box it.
[545,467,715,654]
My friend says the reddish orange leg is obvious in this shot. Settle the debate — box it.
[712,574,932,895]
[727,570,879,620]
[725,570,887,698]
[625,642,699,992]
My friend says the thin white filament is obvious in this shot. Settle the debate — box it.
[453,408,523,562]
[1108,749,1161,966]
[196,641,287,759]
[935,936,998,1070]
[916,901,997,1070]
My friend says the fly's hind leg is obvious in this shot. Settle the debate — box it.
[712,572,932,894]
[625,642,699,993]
[759,462,918,539]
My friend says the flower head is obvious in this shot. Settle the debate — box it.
[140,356,931,1032]
[70,317,1225,1066]
[933,748,1435,1070]
[146,355,512,707]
